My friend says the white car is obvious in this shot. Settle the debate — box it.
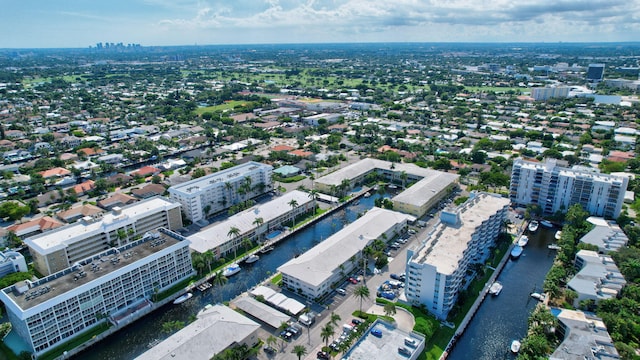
[336,288,346,295]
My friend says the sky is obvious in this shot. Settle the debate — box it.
[1,0,640,48]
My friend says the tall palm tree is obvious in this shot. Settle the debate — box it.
[320,323,334,348]
[291,345,307,360]
[225,181,234,204]
[253,216,264,241]
[288,199,299,227]
[227,226,241,260]
[354,285,370,313]
[203,250,215,274]
[308,189,319,216]
[265,335,277,351]
[212,270,228,303]
[329,312,341,328]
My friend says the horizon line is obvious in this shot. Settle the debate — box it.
[3,40,640,51]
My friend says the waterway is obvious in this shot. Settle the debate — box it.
[447,227,557,360]
[76,191,384,360]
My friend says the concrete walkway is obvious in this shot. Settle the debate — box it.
[366,303,415,332]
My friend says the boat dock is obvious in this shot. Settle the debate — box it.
[440,241,516,359]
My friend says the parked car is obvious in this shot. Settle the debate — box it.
[351,318,363,325]
[336,288,346,295]
[264,346,276,354]
[348,277,358,284]
[317,351,330,359]
[390,273,402,280]
[370,328,382,337]
[398,346,412,356]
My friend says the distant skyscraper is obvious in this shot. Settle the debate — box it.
[586,64,605,82]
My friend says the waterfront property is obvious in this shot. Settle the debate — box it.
[342,319,425,360]
[549,308,620,360]
[278,207,415,299]
[405,192,510,320]
[186,190,314,256]
[510,158,628,218]
[24,197,183,275]
[0,230,194,356]
[579,217,629,253]
[168,161,273,223]
[567,250,626,308]
[314,158,458,218]
[135,304,260,360]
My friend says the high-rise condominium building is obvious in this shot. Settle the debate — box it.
[0,230,194,355]
[510,159,628,218]
[168,162,273,222]
[404,192,509,320]
[586,63,605,82]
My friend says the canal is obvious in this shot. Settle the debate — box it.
[447,227,557,360]
[76,192,384,360]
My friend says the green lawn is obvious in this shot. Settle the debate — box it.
[195,100,249,115]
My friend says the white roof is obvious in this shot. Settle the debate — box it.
[232,296,292,329]
[25,197,180,254]
[187,190,312,253]
[136,304,260,360]
[278,207,414,287]
[411,193,509,275]
[393,171,459,207]
[250,285,276,299]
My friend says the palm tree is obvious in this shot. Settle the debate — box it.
[241,237,253,254]
[400,171,408,188]
[329,312,341,328]
[227,226,241,259]
[265,335,278,352]
[225,181,234,204]
[354,285,370,313]
[212,270,228,303]
[253,217,264,241]
[191,252,206,275]
[384,302,397,317]
[203,250,215,274]
[308,189,319,216]
[320,323,334,348]
[291,345,307,360]
[288,199,299,228]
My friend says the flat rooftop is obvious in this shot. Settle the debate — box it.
[5,230,183,311]
[412,193,509,275]
[549,309,619,360]
[315,158,437,187]
[187,190,312,253]
[278,207,414,287]
[343,320,424,360]
[168,161,270,194]
[393,171,459,207]
[25,196,179,254]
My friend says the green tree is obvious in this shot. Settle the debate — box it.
[288,199,299,227]
[320,323,334,348]
[291,345,307,360]
[227,226,241,259]
[384,302,397,317]
[354,285,370,313]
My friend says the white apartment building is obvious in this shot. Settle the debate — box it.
[0,250,28,278]
[510,159,628,218]
[531,86,571,101]
[279,207,414,299]
[0,230,194,356]
[25,197,183,276]
[168,161,273,223]
[405,193,509,320]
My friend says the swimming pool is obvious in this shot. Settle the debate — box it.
[266,230,282,240]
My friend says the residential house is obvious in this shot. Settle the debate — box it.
[7,216,64,239]
[131,184,166,199]
[56,204,104,223]
[97,193,138,210]
[106,173,133,187]
[131,166,161,178]
[72,180,95,196]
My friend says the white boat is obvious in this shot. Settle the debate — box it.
[517,235,529,247]
[510,245,524,259]
[531,292,545,301]
[510,340,521,353]
[528,220,539,233]
[222,264,241,277]
[555,231,562,240]
[488,281,503,296]
[548,243,561,251]
[245,254,259,264]
[173,292,193,304]
[363,192,371,198]
[259,246,275,254]
[540,220,554,228]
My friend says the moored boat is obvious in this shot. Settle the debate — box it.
[510,340,521,353]
[528,220,539,233]
[540,220,554,228]
[173,292,193,305]
[245,254,260,264]
[517,235,529,247]
[548,243,561,250]
[197,282,212,291]
[531,292,546,301]
[510,245,524,259]
[488,281,503,296]
[555,230,562,240]
[222,264,241,277]
[363,192,371,198]
[260,245,275,254]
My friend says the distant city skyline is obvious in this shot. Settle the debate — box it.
[1,0,640,49]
